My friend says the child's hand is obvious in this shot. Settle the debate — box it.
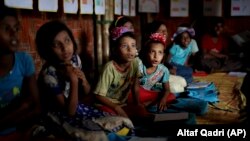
[63,65,90,94]
[72,68,87,84]
[114,106,128,117]
[61,63,86,84]
[64,64,78,83]
[158,98,167,112]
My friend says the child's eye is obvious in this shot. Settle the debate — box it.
[65,37,71,44]
[159,51,163,55]
[131,44,136,48]
[149,50,155,53]
[2,25,10,32]
[120,44,128,48]
[0,25,19,33]
[13,25,20,32]
[53,42,62,48]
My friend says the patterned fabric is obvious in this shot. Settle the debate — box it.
[33,108,135,140]
[110,26,133,41]
[92,116,134,132]
[76,104,112,119]
[52,104,113,129]
[37,54,135,139]
[37,112,109,141]
[39,54,114,117]
[148,33,166,46]
[172,27,195,40]
[0,52,35,109]
[93,59,140,105]
[38,111,135,140]
[41,54,81,98]
[138,58,170,92]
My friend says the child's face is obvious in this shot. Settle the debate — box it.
[52,31,74,63]
[117,36,137,63]
[156,24,168,40]
[123,21,134,32]
[180,32,191,47]
[215,23,224,35]
[0,16,20,53]
[147,43,164,67]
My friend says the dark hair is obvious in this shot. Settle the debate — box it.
[139,40,165,66]
[146,20,165,34]
[110,31,135,60]
[108,17,133,60]
[211,17,224,28]
[109,16,133,33]
[142,20,166,45]
[173,31,192,47]
[35,20,77,63]
[0,6,18,21]
[208,17,225,36]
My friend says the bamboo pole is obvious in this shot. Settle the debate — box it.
[96,15,103,73]
[102,0,114,64]
[147,13,153,23]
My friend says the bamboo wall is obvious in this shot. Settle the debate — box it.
[2,0,250,83]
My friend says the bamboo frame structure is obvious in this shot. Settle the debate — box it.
[102,0,114,64]
[95,15,103,73]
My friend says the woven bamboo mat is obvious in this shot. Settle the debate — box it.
[193,73,246,124]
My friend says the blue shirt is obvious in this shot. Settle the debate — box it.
[0,52,35,109]
[169,43,192,65]
[138,58,170,92]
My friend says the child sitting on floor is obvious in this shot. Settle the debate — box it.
[142,20,187,94]
[0,6,40,139]
[93,26,150,119]
[35,20,134,140]
[136,33,173,111]
[134,33,208,117]
[167,27,195,84]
